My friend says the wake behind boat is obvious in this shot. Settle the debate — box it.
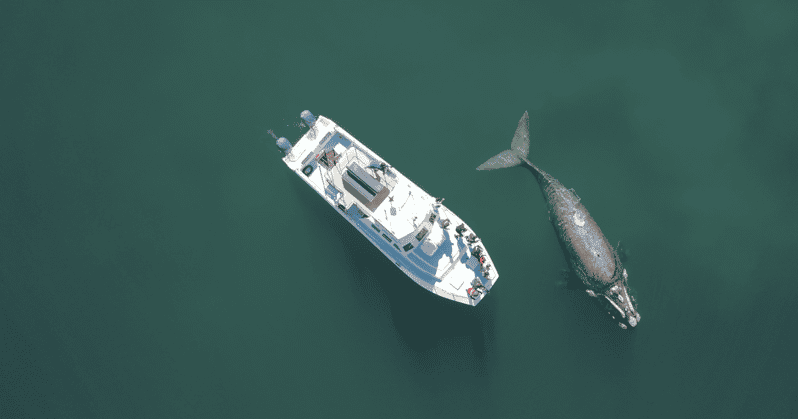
[274,111,498,305]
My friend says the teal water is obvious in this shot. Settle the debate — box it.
[2,2,796,418]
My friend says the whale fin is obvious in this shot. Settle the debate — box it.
[511,111,530,158]
[476,111,530,171]
[476,150,522,170]
[617,241,629,263]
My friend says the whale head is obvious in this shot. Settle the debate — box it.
[588,269,640,329]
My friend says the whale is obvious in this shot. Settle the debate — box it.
[477,111,641,329]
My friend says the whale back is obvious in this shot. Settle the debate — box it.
[530,167,621,290]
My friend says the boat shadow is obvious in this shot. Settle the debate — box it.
[289,174,495,373]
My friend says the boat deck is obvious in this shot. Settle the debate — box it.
[282,115,498,305]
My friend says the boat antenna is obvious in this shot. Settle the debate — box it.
[400,190,412,209]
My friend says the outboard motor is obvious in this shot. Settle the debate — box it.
[276,137,292,156]
[301,110,317,128]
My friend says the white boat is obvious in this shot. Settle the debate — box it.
[275,111,498,305]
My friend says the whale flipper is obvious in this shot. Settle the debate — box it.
[617,241,629,263]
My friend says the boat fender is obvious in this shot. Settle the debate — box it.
[302,164,314,176]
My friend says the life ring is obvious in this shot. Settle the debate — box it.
[302,164,314,176]
[467,287,481,299]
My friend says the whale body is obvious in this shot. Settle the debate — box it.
[478,111,641,329]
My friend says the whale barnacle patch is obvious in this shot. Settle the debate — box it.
[573,210,586,227]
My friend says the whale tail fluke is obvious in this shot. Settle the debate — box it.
[476,111,530,171]
[510,110,530,158]
[476,150,522,170]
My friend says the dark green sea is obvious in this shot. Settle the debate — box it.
[2,2,797,418]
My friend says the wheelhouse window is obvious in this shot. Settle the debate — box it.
[403,243,414,251]
[415,227,428,241]
[382,234,392,243]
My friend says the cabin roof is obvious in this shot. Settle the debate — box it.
[370,177,434,240]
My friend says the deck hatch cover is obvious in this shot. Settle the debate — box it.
[345,163,383,197]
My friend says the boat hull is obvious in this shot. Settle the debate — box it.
[280,114,498,305]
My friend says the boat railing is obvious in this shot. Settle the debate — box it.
[432,286,473,305]
[405,266,474,305]
[338,146,398,190]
